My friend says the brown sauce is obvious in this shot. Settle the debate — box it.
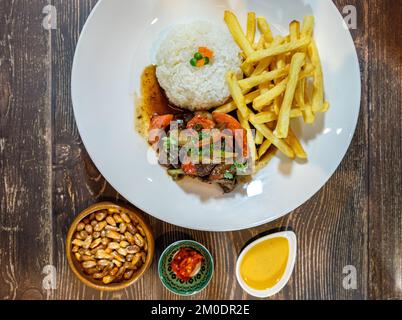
[135,65,183,137]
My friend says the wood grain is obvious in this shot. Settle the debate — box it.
[0,0,52,300]
[367,0,402,300]
[0,0,401,300]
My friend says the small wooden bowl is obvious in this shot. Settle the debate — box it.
[66,202,154,291]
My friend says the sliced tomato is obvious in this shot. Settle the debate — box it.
[212,113,248,157]
[187,114,215,130]
[150,114,174,130]
[181,161,197,176]
[212,112,242,130]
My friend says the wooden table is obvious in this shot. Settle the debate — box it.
[0,0,401,300]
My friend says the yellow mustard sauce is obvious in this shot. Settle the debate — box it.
[240,237,289,290]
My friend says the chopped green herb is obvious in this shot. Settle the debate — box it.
[224,171,234,180]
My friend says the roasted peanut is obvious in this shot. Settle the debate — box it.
[124,232,135,245]
[137,225,145,237]
[120,213,131,224]
[94,221,107,232]
[108,242,120,250]
[93,231,101,239]
[111,251,125,263]
[106,230,121,240]
[124,270,134,280]
[105,225,119,232]
[85,268,98,275]
[110,267,119,276]
[134,233,145,247]
[119,223,127,234]
[81,255,95,262]
[101,237,109,246]
[85,224,93,234]
[131,253,141,266]
[82,236,92,249]
[113,214,123,224]
[95,211,107,221]
[72,239,84,247]
[79,230,88,239]
[126,223,137,235]
[117,248,128,256]
[108,208,120,214]
[90,238,102,249]
[102,275,115,284]
[119,241,130,248]
[90,220,97,227]
[112,259,122,267]
[106,216,116,226]
[97,259,110,267]
[82,261,97,269]
[95,249,112,260]
[76,222,85,232]
[126,245,140,254]
[72,245,79,253]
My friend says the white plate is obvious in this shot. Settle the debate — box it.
[72,0,361,231]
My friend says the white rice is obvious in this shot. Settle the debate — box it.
[155,21,242,111]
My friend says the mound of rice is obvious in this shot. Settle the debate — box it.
[155,21,242,111]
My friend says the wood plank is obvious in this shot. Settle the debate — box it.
[367,0,402,300]
[0,0,52,300]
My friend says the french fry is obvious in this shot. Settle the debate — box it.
[249,108,303,124]
[224,11,255,57]
[256,146,277,171]
[301,16,314,38]
[320,101,330,112]
[237,110,258,161]
[246,12,256,45]
[250,119,295,158]
[252,36,284,76]
[308,40,324,112]
[299,16,316,122]
[285,128,307,159]
[257,17,273,43]
[289,20,300,41]
[241,61,255,77]
[255,131,264,145]
[274,52,305,138]
[255,36,265,50]
[253,78,288,111]
[213,90,260,114]
[226,72,249,117]
[246,37,310,64]
[238,66,289,91]
[258,139,272,158]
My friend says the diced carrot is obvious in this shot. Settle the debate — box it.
[196,59,205,67]
[198,47,214,59]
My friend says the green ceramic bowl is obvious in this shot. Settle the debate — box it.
[158,240,214,296]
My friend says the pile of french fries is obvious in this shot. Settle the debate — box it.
[214,11,329,167]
